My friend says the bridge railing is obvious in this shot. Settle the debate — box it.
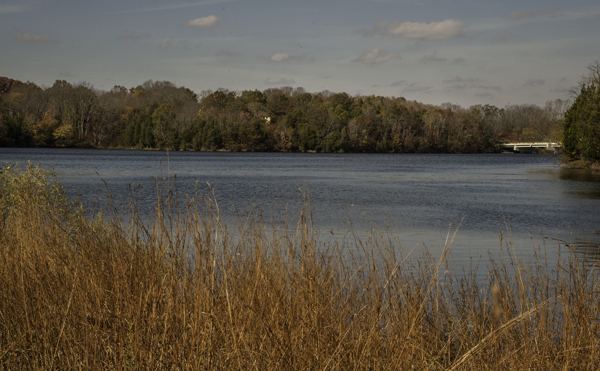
[497,142,562,152]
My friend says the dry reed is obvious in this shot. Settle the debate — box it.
[1,162,599,370]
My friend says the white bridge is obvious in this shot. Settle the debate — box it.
[497,142,562,153]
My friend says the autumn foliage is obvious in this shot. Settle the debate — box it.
[1,78,566,153]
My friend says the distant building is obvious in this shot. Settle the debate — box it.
[257,111,271,123]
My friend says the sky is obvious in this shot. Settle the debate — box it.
[1,0,599,108]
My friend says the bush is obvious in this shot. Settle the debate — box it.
[0,162,77,228]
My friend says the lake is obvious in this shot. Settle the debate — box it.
[2,148,599,269]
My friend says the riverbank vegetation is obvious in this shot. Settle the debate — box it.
[562,61,600,168]
[1,162,599,370]
[0,77,566,153]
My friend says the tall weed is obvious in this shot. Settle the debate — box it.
[0,162,599,370]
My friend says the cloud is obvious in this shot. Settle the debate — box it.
[269,52,309,62]
[524,79,545,87]
[403,83,433,94]
[453,57,466,64]
[375,19,465,41]
[16,33,57,43]
[372,80,406,88]
[121,31,149,40]
[118,0,233,14]
[509,7,557,20]
[269,52,289,62]
[445,84,500,92]
[493,32,507,41]
[443,76,480,83]
[474,92,494,98]
[352,48,399,65]
[215,50,240,58]
[160,37,172,49]
[593,13,600,18]
[0,3,34,14]
[472,84,502,91]
[419,51,447,64]
[443,77,502,92]
[446,84,468,90]
[184,15,220,28]
[389,80,406,87]
[265,77,296,85]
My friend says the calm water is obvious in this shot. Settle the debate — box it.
[2,148,599,267]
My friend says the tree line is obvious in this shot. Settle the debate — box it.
[0,77,567,153]
[562,61,600,164]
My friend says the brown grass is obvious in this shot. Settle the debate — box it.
[1,162,599,370]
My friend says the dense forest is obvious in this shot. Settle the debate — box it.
[0,77,567,153]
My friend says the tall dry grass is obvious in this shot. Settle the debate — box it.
[1,162,599,370]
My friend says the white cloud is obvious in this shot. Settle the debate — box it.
[270,53,290,62]
[353,49,398,65]
[16,33,57,43]
[376,19,465,41]
[509,8,557,20]
[160,37,172,49]
[268,52,309,62]
[184,15,220,28]
[265,77,296,85]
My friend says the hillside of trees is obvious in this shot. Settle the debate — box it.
[0,77,567,153]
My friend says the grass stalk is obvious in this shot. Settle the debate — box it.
[1,162,599,370]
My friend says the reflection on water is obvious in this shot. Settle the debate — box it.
[1,148,599,270]
[559,168,600,183]
[555,168,600,262]
[566,233,600,264]
[558,168,600,199]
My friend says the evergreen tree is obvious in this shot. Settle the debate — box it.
[563,83,600,162]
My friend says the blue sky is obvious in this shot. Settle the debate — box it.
[2,0,599,107]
